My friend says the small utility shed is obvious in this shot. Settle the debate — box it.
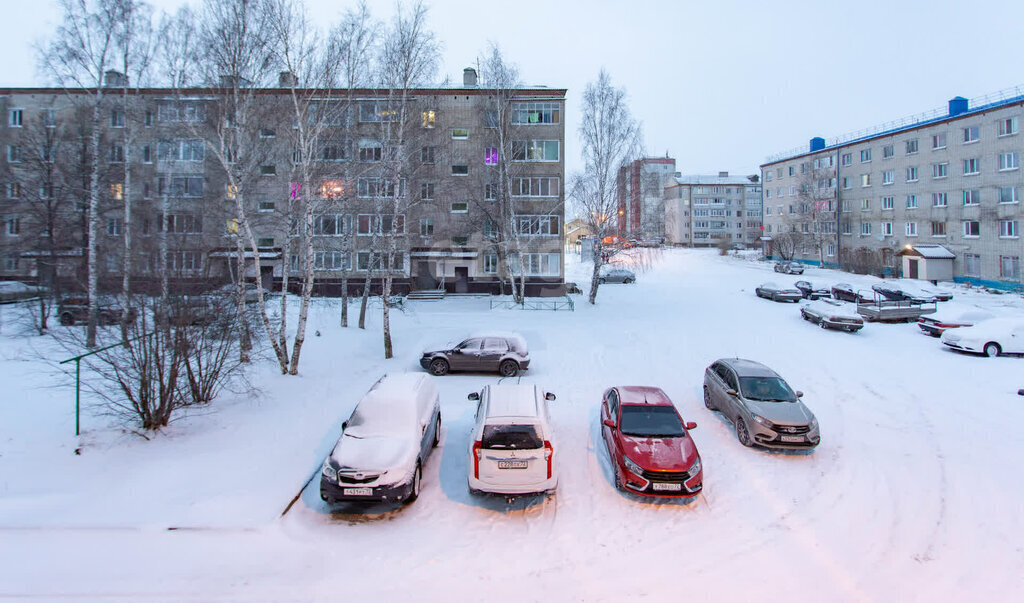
[896,244,955,281]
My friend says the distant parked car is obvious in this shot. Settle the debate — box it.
[600,386,703,497]
[872,284,933,304]
[0,281,45,303]
[467,384,558,496]
[831,283,868,303]
[800,299,864,332]
[773,261,804,275]
[57,296,136,326]
[755,282,802,303]
[212,282,268,304]
[893,279,953,302]
[703,358,820,449]
[320,373,441,505]
[599,266,636,284]
[793,280,830,300]
[420,332,529,377]
[918,308,996,337]
[940,318,1024,357]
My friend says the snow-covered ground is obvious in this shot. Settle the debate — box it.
[2,248,1023,601]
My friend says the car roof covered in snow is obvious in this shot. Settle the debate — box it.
[468,331,528,353]
[616,386,673,406]
[483,384,542,418]
[720,358,779,378]
[346,373,436,436]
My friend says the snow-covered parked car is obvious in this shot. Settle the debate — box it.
[800,298,864,332]
[891,279,953,302]
[872,284,934,304]
[773,261,804,274]
[940,318,1024,357]
[599,266,636,284]
[755,282,802,302]
[794,280,830,300]
[0,281,45,303]
[467,384,558,496]
[917,307,996,337]
[831,283,868,303]
[320,373,441,505]
[420,332,529,377]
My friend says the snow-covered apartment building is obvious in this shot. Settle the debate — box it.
[761,87,1024,287]
[663,172,763,248]
[0,69,567,296]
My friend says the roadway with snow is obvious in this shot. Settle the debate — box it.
[1,249,1022,601]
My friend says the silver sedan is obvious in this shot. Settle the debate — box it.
[755,282,802,302]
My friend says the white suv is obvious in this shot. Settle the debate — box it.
[467,384,558,495]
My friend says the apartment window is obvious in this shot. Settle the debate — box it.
[882,144,894,158]
[450,202,469,213]
[860,149,871,162]
[932,192,948,207]
[484,219,499,239]
[144,110,153,127]
[882,170,894,185]
[765,171,773,182]
[882,196,894,210]
[3,253,18,270]
[932,132,947,149]
[358,139,382,162]
[483,254,498,274]
[421,146,435,164]
[998,117,1018,137]
[157,176,204,197]
[906,195,918,209]
[860,222,871,236]
[319,139,350,162]
[511,102,560,124]
[313,251,351,271]
[40,183,53,199]
[451,164,469,176]
[999,152,1019,171]
[998,186,1019,204]
[932,162,948,178]
[418,218,434,236]
[451,236,469,247]
[7,145,22,163]
[421,110,436,128]
[6,183,21,199]
[312,214,351,236]
[358,102,397,123]
[882,221,893,236]
[258,201,275,212]
[906,139,919,154]
[110,183,123,200]
[841,177,851,189]
[860,199,870,211]
[451,128,469,140]
[356,214,405,235]
[356,177,405,198]
[511,140,559,162]
[788,166,795,176]
[420,182,435,200]
[8,109,23,127]
[358,251,404,272]
[256,237,274,247]
[109,145,124,163]
[163,214,203,234]
[1000,220,1019,238]
[765,190,772,199]
[1000,256,1021,279]
[906,166,919,182]
[841,220,852,235]
[484,147,498,165]
[931,221,946,237]
[963,189,980,206]
[4,216,20,236]
[963,158,980,175]
[509,253,560,277]
[516,215,561,236]
[106,217,123,236]
[484,183,497,201]
[905,221,918,237]
[964,253,981,277]
[861,174,870,187]
[157,139,205,162]
[841,153,852,166]
[157,102,206,123]
[142,145,152,163]
[963,220,980,237]
[960,126,979,143]
[776,168,782,179]
[827,244,835,257]
[840,200,850,213]
[260,165,276,176]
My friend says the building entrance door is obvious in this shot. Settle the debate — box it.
[908,258,919,279]
[454,267,469,293]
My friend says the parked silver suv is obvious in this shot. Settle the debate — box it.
[703,358,820,449]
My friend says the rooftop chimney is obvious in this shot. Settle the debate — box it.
[809,137,825,152]
[948,96,968,117]
[718,171,729,177]
[103,70,127,88]
[463,67,478,88]
[278,71,299,88]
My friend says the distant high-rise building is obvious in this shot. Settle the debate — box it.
[616,157,676,238]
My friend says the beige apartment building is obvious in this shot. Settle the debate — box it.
[762,89,1024,287]
[664,172,762,248]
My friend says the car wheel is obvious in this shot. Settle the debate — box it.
[59,312,74,326]
[983,342,1001,358]
[431,415,441,448]
[774,266,780,273]
[623,278,634,284]
[499,360,519,377]
[703,386,715,411]
[429,358,449,376]
[736,418,754,447]
[819,320,827,330]
[406,464,422,503]
[599,278,607,284]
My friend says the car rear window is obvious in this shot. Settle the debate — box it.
[481,424,542,449]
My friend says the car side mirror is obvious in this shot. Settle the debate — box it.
[452,348,461,354]
[602,419,616,429]
[341,421,348,430]
[545,392,556,401]
[796,391,804,398]
[726,389,738,397]
[467,392,480,401]
[685,421,697,430]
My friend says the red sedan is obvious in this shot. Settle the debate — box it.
[600,386,703,497]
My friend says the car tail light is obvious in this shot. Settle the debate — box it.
[544,440,553,479]
[472,441,482,479]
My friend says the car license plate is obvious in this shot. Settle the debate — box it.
[780,435,804,443]
[652,482,682,491]
[343,487,372,496]
[497,460,528,469]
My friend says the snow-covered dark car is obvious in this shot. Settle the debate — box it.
[800,299,864,332]
[755,282,802,302]
[831,283,868,303]
[57,296,136,326]
[793,280,830,300]
[892,279,953,302]
[320,373,441,505]
[420,333,530,377]
[773,261,804,275]
[918,309,996,337]
[872,284,933,304]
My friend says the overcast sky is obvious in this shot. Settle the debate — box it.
[6,0,1024,177]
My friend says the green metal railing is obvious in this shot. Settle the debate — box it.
[59,333,151,436]
[489,295,575,311]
